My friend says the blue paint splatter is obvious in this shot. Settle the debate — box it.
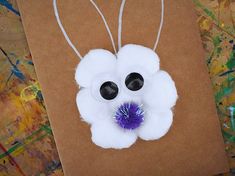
[16,59,20,65]
[27,61,34,65]
[0,48,25,82]
[11,65,25,80]
[0,0,20,16]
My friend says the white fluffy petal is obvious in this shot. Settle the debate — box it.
[91,118,137,149]
[75,49,117,88]
[143,70,178,110]
[76,88,109,124]
[117,44,159,76]
[138,110,173,140]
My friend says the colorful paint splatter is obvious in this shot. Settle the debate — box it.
[0,0,234,175]
[193,0,235,175]
[0,0,63,175]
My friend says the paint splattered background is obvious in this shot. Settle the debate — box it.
[0,0,63,175]
[0,0,234,175]
[194,0,235,175]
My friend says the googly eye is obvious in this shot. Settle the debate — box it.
[100,81,119,100]
[125,72,144,91]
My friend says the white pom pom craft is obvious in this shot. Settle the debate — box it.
[53,0,178,149]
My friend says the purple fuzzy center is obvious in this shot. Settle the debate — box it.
[115,102,144,130]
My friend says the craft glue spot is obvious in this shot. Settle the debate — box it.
[115,102,144,129]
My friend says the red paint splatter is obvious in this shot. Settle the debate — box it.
[0,143,26,176]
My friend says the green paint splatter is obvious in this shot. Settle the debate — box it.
[192,0,217,22]
[193,0,235,38]
[222,129,235,142]
[212,36,222,56]
[41,124,53,135]
[213,36,221,47]
[216,47,222,55]
[228,76,235,82]
[226,50,235,70]
[0,125,52,159]
[215,87,233,102]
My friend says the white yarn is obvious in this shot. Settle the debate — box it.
[90,0,117,54]
[153,0,164,51]
[118,0,126,50]
[54,0,164,58]
[117,0,164,51]
[53,0,83,60]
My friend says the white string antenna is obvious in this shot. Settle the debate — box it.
[118,0,126,50]
[153,0,164,51]
[53,0,83,60]
[54,0,164,57]
[90,0,117,54]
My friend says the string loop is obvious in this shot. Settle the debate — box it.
[53,0,83,59]
[53,0,165,59]
[118,0,126,50]
[90,0,117,54]
[153,0,164,51]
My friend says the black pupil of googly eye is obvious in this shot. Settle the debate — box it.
[125,72,144,91]
[100,81,118,100]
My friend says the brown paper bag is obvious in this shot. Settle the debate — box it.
[17,0,229,175]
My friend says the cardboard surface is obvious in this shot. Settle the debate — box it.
[17,0,229,175]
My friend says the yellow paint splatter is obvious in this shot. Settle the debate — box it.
[20,82,41,102]
[198,17,212,31]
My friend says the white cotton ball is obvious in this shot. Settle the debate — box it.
[143,70,178,110]
[75,44,178,149]
[91,118,137,149]
[75,49,117,88]
[76,89,109,124]
[117,44,160,76]
[138,110,173,140]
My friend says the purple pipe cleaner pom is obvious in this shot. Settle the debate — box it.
[115,102,144,130]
